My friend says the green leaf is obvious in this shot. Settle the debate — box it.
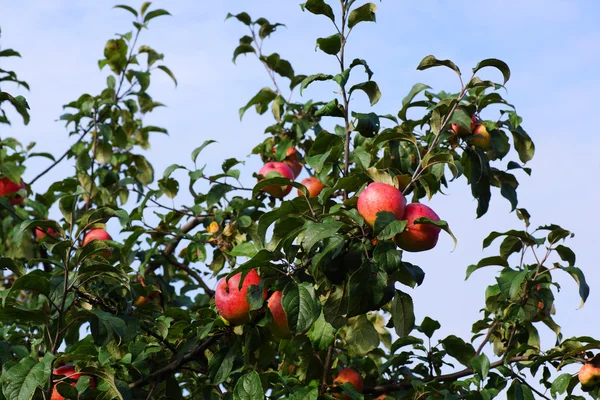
[496,268,526,300]
[348,81,381,106]
[5,270,50,305]
[229,242,258,258]
[239,88,277,119]
[559,266,589,308]
[233,371,264,400]
[315,98,344,118]
[114,5,138,16]
[473,58,511,85]
[346,315,379,357]
[348,2,377,29]
[550,373,571,398]
[299,74,333,95]
[349,58,374,80]
[377,220,407,241]
[398,83,431,121]
[301,0,335,22]
[191,140,217,163]
[232,43,256,63]
[416,55,461,76]
[316,34,341,55]
[555,245,575,267]
[465,256,509,280]
[417,317,440,339]
[441,335,475,366]
[301,220,343,252]
[144,8,170,23]
[483,229,535,249]
[282,281,321,335]
[470,354,490,380]
[157,65,177,86]
[391,290,414,337]
[0,355,52,400]
[0,304,49,324]
[510,126,535,164]
[352,111,380,137]
[413,217,457,249]
[307,312,336,352]
[225,12,251,25]
[209,346,236,385]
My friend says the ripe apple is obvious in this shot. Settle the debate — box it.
[298,177,324,198]
[215,269,267,325]
[469,123,491,150]
[357,182,406,227]
[0,177,26,205]
[267,290,292,339]
[51,365,96,400]
[82,228,113,258]
[395,203,441,252]
[333,368,364,399]
[35,220,59,241]
[257,162,295,199]
[374,395,391,400]
[579,363,600,387]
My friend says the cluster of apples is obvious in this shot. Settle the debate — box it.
[258,146,324,199]
[451,114,491,150]
[357,182,441,252]
[51,365,96,400]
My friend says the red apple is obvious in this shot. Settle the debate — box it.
[35,220,59,241]
[134,276,160,307]
[357,182,406,227]
[257,162,295,199]
[333,368,364,399]
[298,177,325,198]
[51,365,96,400]
[82,228,113,258]
[395,203,441,252]
[0,177,26,205]
[469,123,491,150]
[215,269,267,325]
[267,290,292,339]
[579,363,600,387]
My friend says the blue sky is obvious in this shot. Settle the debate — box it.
[2,0,600,389]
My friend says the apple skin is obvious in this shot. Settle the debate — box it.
[469,124,491,150]
[215,269,267,325]
[579,363,600,387]
[333,368,364,399]
[272,146,303,178]
[0,177,26,205]
[51,365,96,400]
[395,203,441,252]
[82,228,113,258]
[357,182,406,228]
[267,290,292,339]
[298,177,325,198]
[258,162,295,198]
[35,220,59,241]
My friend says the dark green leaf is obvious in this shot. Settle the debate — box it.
[348,2,377,28]
[301,0,335,22]
[282,281,321,335]
[348,81,381,106]
[233,371,264,400]
[417,55,461,76]
[299,74,333,95]
[391,290,414,337]
[417,317,441,339]
[316,34,341,55]
[473,58,511,85]
[441,335,475,366]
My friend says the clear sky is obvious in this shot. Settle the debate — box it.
[2,0,599,390]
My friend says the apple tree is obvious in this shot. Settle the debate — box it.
[0,2,596,399]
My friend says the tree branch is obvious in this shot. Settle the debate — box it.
[320,344,335,396]
[364,356,532,395]
[475,321,500,355]
[129,335,221,389]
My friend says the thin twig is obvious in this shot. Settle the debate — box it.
[475,321,500,355]
[320,345,335,396]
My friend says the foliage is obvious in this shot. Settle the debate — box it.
[0,2,594,400]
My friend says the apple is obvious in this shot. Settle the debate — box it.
[298,176,324,198]
[257,162,295,199]
[35,220,59,241]
[374,396,391,400]
[215,269,267,325]
[0,177,26,205]
[51,365,96,400]
[395,203,441,252]
[267,290,292,339]
[82,228,113,258]
[579,362,600,387]
[451,114,477,137]
[469,123,491,150]
[333,368,364,399]
[357,182,406,227]
[134,276,160,307]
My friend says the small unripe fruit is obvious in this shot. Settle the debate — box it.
[357,182,406,228]
[257,162,295,198]
[298,177,325,198]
